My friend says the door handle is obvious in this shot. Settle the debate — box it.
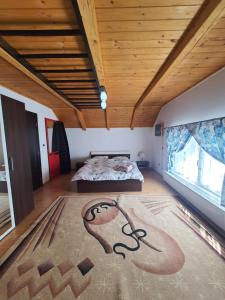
[9,157,14,172]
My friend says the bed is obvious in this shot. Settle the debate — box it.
[72,153,143,193]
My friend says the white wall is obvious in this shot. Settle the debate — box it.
[152,67,225,231]
[65,128,153,168]
[153,67,225,175]
[0,87,57,183]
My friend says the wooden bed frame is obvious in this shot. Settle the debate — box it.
[75,153,142,193]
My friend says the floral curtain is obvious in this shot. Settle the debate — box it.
[166,117,225,206]
[191,118,225,164]
[165,125,192,170]
[191,118,225,206]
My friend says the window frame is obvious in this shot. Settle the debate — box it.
[197,148,223,198]
[166,171,223,209]
[168,137,225,207]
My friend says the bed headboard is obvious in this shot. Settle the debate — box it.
[90,152,130,159]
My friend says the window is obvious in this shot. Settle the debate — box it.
[172,137,199,184]
[170,136,225,204]
[200,150,225,195]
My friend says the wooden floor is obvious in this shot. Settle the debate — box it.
[0,170,176,258]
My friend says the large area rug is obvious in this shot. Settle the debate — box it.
[0,194,225,300]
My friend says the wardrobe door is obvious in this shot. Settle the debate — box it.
[1,95,34,225]
[26,111,43,190]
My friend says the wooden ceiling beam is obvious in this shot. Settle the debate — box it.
[38,69,93,73]
[61,87,98,90]
[77,103,100,105]
[20,53,88,59]
[48,79,96,83]
[63,93,99,97]
[74,110,86,130]
[0,30,82,36]
[70,100,99,103]
[130,0,225,129]
[73,0,108,127]
[77,106,101,109]
[74,0,105,87]
[0,43,87,130]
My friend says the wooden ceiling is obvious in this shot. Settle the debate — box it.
[0,0,225,128]
[0,0,102,130]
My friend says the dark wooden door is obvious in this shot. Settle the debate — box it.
[1,95,34,225]
[26,111,43,190]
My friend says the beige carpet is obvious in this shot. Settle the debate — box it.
[0,194,225,300]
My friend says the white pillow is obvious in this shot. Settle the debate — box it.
[85,156,108,164]
[111,156,130,162]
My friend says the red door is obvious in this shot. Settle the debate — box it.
[48,152,60,179]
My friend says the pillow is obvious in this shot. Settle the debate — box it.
[84,156,108,164]
[113,163,133,173]
[111,156,130,162]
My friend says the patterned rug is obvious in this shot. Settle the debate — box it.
[0,194,225,300]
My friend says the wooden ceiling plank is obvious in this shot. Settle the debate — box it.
[3,35,83,43]
[0,8,76,24]
[29,60,91,67]
[102,54,168,61]
[8,42,85,52]
[130,0,225,129]
[102,48,172,56]
[192,45,225,52]
[20,53,88,59]
[0,0,73,9]
[98,20,191,33]
[95,0,204,8]
[0,23,79,31]
[96,6,200,22]
[101,40,177,49]
[100,31,184,41]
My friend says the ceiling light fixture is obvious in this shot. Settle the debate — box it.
[101,100,107,110]
[99,86,107,110]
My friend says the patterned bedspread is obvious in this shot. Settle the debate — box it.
[71,157,144,182]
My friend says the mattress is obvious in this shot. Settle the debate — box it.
[71,157,144,182]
